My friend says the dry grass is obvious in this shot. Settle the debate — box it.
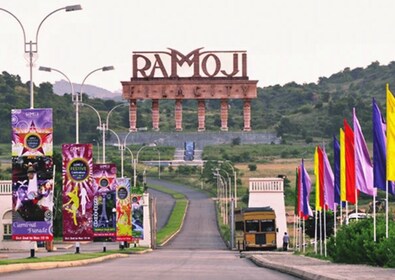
[236,158,314,188]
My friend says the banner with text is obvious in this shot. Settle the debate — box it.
[12,156,54,241]
[62,144,93,241]
[11,108,53,157]
[92,163,117,238]
[116,178,132,241]
[132,195,144,240]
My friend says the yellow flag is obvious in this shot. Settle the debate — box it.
[340,128,346,201]
[387,84,395,180]
[314,146,321,211]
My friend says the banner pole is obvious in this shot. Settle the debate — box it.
[386,181,389,239]
[373,193,376,242]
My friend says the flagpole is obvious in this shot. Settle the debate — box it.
[355,190,359,221]
[373,192,376,242]
[334,204,337,238]
[346,201,349,225]
[297,216,300,251]
[319,210,322,255]
[386,181,389,238]
[340,201,343,226]
[293,214,296,249]
[324,208,327,257]
[303,218,305,253]
[314,210,318,254]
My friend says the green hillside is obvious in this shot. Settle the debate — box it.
[1,60,394,144]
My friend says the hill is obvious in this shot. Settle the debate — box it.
[53,79,122,101]
[1,60,395,144]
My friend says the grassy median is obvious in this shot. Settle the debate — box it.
[149,183,188,246]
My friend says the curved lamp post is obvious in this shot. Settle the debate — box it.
[1,5,82,109]
[39,65,114,146]
[77,66,114,143]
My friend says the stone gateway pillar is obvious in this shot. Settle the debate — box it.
[198,99,206,132]
[175,99,183,131]
[152,99,160,131]
[220,99,229,131]
[243,98,251,132]
[129,99,137,132]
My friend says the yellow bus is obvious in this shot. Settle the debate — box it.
[235,207,277,251]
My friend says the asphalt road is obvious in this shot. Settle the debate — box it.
[1,178,296,279]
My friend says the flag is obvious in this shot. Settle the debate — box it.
[387,84,395,180]
[314,147,322,211]
[373,98,395,195]
[333,136,341,204]
[353,108,376,196]
[340,128,347,202]
[301,159,313,218]
[317,146,325,209]
[344,119,357,204]
[322,148,335,210]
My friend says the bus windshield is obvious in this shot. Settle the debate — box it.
[245,220,259,232]
[261,220,275,232]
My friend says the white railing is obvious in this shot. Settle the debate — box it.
[0,180,12,194]
[249,178,284,192]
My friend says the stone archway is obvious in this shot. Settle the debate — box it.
[121,48,258,132]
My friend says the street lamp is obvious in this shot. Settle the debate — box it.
[219,160,238,208]
[92,139,100,163]
[76,66,114,144]
[1,5,82,109]
[135,144,157,188]
[38,65,114,145]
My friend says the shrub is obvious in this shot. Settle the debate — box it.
[327,218,395,267]
[248,163,257,171]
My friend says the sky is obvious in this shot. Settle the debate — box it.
[1,0,395,94]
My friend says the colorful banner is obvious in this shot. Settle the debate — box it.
[132,195,144,240]
[92,164,117,238]
[11,108,53,157]
[62,144,94,241]
[116,178,132,241]
[12,156,54,241]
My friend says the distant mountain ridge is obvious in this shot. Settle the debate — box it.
[53,79,122,100]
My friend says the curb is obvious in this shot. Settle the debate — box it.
[248,255,339,280]
[0,253,129,274]
[157,199,189,247]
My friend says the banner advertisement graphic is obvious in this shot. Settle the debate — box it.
[92,164,117,238]
[62,144,94,241]
[12,156,54,241]
[115,178,132,241]
[132,195,144,240]
[12,108,53,157]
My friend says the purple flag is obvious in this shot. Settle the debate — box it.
[372,99,395,195]
[333,136,341,204]
[301,159,313,217]
[322,148,335,210]
[353,108,376,196]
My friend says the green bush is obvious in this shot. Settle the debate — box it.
[327,218,395,267]
[248,163,257,171]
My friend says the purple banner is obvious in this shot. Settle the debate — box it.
[62,144,94,241]
[11,108,53,157]
[92,164,117,238]
[12,156,54,241]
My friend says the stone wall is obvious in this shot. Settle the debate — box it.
[112,131,281,149]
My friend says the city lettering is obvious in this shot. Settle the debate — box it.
[132,48,247,79]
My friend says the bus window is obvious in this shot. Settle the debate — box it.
[261,220,275,232]
[235,221,244,231]
[246,220,259,232]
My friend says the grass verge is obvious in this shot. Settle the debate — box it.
[149,183,188,246]
[0,247,147,265]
